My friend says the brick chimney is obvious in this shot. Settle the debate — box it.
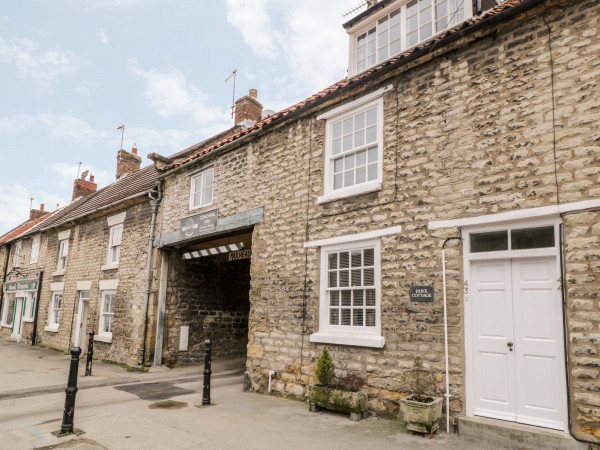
[234,89,263,126]
[116,144,142,179]
[72,173,98,201]
[29,204,50,221]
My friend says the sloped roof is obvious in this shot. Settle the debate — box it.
[160,0,528,173]
[41,164,158,230]
[0,211,58,245]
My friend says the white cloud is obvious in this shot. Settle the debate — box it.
[76,0,150,9]
[225,0,349,93]
[97,28,109,44]
[48,162,112,190]
[128,126,191,153]
[38,114,110,144]
[0,183,67,232]
[130,66,231,131]
[0,115,34,134]
[0,36,76,86]
[225,0,281,59]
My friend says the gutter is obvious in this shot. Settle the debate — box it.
[40,191,150,231]
[31,270,43,346]
[157,0,546,180]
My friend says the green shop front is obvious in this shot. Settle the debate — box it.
[1,279,39,342]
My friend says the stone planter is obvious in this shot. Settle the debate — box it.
[309,386,368,421]
[399,394,443,436]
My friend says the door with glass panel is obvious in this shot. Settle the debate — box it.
[469,225,566,430]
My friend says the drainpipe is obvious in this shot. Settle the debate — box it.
[442,236,461,434]
[31,270,43,346]
[0,244,10,324]
[140,180,162,365]
[559,223,598,445]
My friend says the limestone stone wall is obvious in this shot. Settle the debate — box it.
[155,0,600,437]
[36,200,154,366]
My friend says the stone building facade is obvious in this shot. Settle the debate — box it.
[149,0,600,443]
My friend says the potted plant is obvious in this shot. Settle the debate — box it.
[399,357,443,437]
[308,346,369,421]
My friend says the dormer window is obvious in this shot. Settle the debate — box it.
[347,0,472,76]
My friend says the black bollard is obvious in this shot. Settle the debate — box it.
[85,331,94,376]
[202,339,212,406]
[60,347,82,435]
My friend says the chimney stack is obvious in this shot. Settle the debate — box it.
[116,145,142,179]
[72,172,98,201]
[29,203,50,221]
[234,89,263,127]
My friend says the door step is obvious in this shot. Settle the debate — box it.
[458,416,587,450]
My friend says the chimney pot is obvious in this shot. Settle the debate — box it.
[40,204,44,211]
[249,89,257,100]
[90,174,95,183]
[132,144,138,155]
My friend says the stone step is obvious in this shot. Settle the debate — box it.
[458,416,588,450]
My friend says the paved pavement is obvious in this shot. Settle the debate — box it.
[0,339,510,449]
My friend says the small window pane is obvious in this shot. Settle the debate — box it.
[353,309,364,326]
[334,157,343,173]
[332,138,341,155]
[420,5,432,22]
[366,289,376,306]
[334,174,343,190]
[328,271,337,288]
[201,186,213,205]
[341,290,352,306]
[356,150,366,167]
[407,30,418,47]
[364,248,374,266]
[353,290,364,306]
[329,253,337,269]
[368,147,378,163]
[339,252,349,268]
[343,117,353,134]
[330,291,339,306]
[354,130,365,147]
[343,135,353,152]
[366,108,377,126]
[330,309,339,325]
[344,170,354,187]
[332,122,342,139]
[339,270,349,287]
[345,154,355,170]
[390,8,401,25]
[470,231,508,253]
[356,166,366,184]
[351,269,361,286]
[420,22,432,40]
[390,38,402,55]
[203,168,214,187]
[367,163,378,181]
[378,15,388,28]
[511,227,555,250]
[354,112,365,130]
[366,125,377,143]
[341,309,351,325]
[364,268,375,286]
[366,309,376,326]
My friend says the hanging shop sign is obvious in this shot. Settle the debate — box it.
[229,249,252,261]
[180,209,218,239]
[3,279,38,292]
[410,285,434,302]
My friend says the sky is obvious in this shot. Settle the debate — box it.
[0,0,357,232]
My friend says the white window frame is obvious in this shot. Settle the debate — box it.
[47,291,62,331]
[12,241,22,267]
[98,290,116,341]
[318,88,388,204]
[107,224,123,265]
[189,166,214,211]
[1,293,15,327]
[347,0,472,76]
[30,235,40,264]
[310,236,384,348]
[57,239,68,271]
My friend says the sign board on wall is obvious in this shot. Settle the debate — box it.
[179,210,218,239]
[229,250,252,261]
[410,285,434,302]
[3,279,38,292]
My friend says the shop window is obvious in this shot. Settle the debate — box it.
[1,294,15,327]
[23,293,36,322]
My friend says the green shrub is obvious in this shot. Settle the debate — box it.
[315,346,335,386]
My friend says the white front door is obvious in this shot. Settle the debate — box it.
[11,297,24,341]
[472,256,565,430]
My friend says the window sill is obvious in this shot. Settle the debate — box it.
[317,181,381,205]
[309,331,385,348]
[22,318,34,323]
[1,323,12,329]
[188,203,213,213]
[44,326,59,333]
[52,269,65,277]
[101,263,119,271]
[94,334,113,343]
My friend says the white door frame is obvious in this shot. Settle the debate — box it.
[11,297,25,341]
[462,216,568,430]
